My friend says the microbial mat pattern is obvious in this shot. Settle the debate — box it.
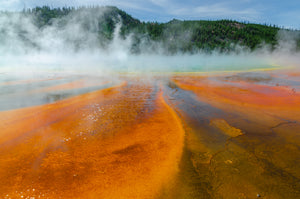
[0,70,300,198]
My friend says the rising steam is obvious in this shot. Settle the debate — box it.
[0,7,299,75]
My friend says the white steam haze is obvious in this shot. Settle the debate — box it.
[0,7,299,76]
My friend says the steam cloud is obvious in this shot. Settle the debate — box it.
[0,7,299,76]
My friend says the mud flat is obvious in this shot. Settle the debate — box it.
[0,70,300,198]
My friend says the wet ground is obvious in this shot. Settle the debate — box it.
[0,69,300,198]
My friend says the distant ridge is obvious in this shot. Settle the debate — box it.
[1,6,299,53]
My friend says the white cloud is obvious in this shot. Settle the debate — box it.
[165,2,260,20]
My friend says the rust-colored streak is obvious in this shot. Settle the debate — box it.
[0,82,126,146]
[1,72,300,199]
[0,81,184,199]
[173,75,300,121]
[168,72,300,198]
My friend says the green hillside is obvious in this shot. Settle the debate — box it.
[2,6,300,53]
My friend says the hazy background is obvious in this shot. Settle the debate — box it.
[0,6,299,75]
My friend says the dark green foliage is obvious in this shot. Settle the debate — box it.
[162,20,280,52]
[27,6,74,27]
[3,6,300,53]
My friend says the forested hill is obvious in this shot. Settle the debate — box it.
[1,6,300,53]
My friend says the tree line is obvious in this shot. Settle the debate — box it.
[2,6,300,53]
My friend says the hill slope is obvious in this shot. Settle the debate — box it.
[1,6,299,54]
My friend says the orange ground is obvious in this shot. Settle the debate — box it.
[1,72,300,198]
[0,80,184,198]
[0,80,184,199]
[172,74,300,122]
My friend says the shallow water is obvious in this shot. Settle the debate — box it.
[0,75,119,111]
[0,70,300,198]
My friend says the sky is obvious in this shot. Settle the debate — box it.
[0,0,299,29]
